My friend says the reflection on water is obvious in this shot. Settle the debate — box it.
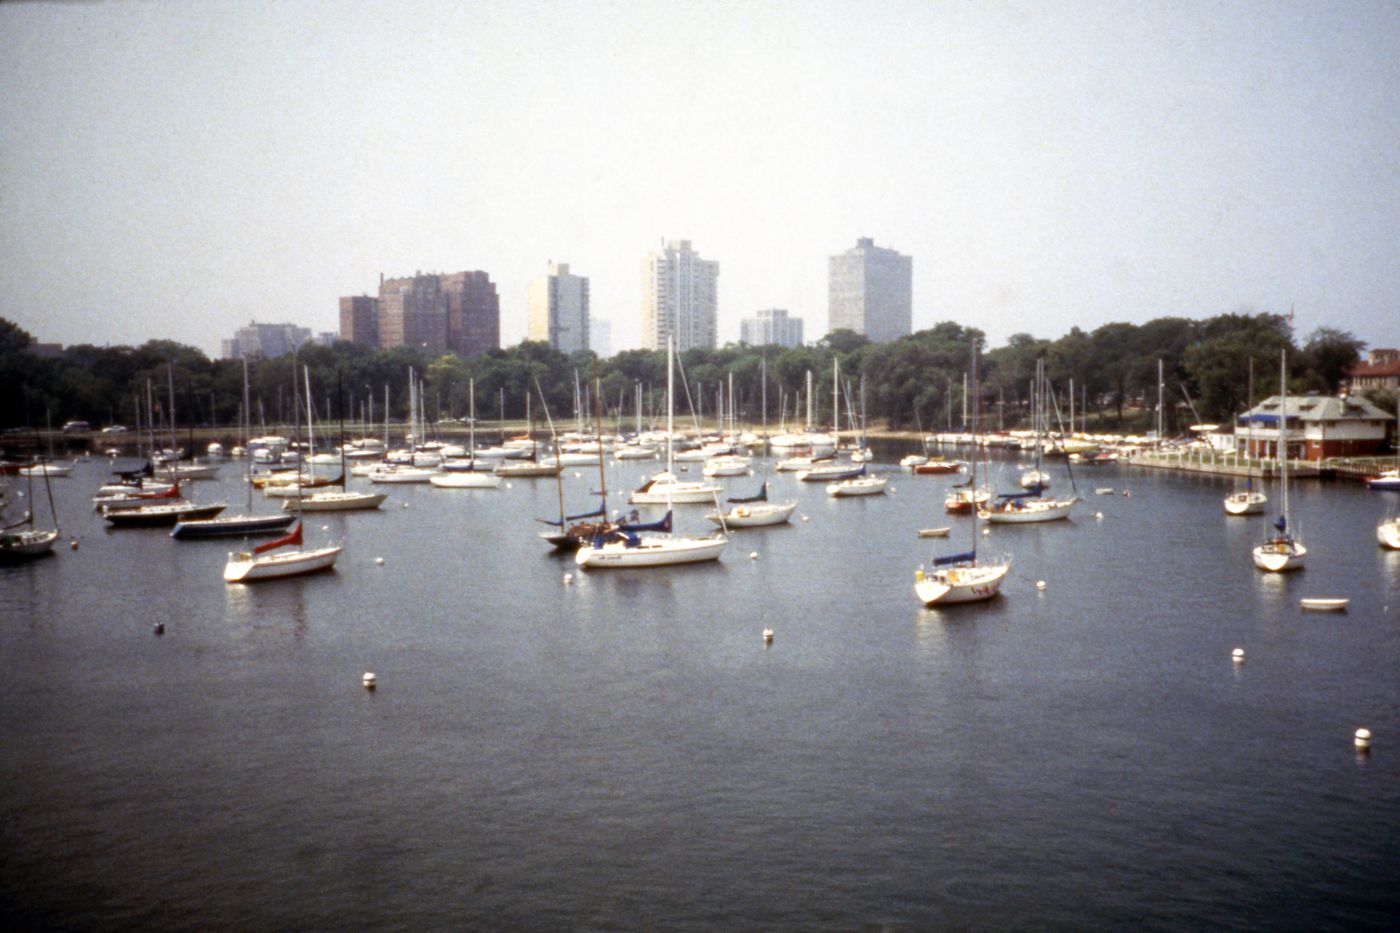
[225,577,309,636]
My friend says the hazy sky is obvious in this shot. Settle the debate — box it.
[2,1,1397,358]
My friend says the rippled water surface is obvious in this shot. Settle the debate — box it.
[3,450,1399,929]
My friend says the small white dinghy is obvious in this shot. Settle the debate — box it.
[918,527,951,538]
[1300,598,1349,612]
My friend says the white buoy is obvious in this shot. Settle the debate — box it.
[762,628,774,644]
[1232,647,1245,664]
[563,573,574,584]
[321,524,329,531]
[362,672,376,690]
[1095,512,1103,520]
[375,557,385,566]
[573,471,581,478]
[982,527,991,536]
[70,539,79,550]
[890,486,896,494]
[505,482,512,489]
[1036,580,1047,591]
[402,502,409,508]
[1355,727,1371,750]
[801,515,809,522]
[749,551,758,560]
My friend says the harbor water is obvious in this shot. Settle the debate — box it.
[3,451,1399,929]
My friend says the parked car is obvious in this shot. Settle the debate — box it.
[61,420,91,434]
[101,425,128,433]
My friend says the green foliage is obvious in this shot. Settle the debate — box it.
[0,310,1348,436]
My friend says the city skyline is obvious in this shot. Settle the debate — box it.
[3,2,1398,358]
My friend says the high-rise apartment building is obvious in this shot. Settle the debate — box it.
[339,296,379,349]
[827,237,912,343]
[590,318,612,359]
[740,308,804,348]
[641,239,718,352]
[337,269,500,357]
[441,271,499,358]
[527,262,590,353]
[220,321,312,360]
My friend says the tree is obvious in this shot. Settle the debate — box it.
[1299,327,1365,394]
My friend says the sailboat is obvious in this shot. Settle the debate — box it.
[432,379,500,488]
[916,344,1010,605]
[173,361,297,538]
[292,370,387,511]
[576,339,728,568]
[111,372,228,527]
[1,450,60,560]
[981,361,1079,523]
[1377,514,1400,550]
[224,358,342,582]
[707,359,797,527]
[827,471,888,497]
[1224,358,1268,515]
[1252,350,1306,572]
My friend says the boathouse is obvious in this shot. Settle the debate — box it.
[1237,394,1389,460]
[1237,389,1388,459]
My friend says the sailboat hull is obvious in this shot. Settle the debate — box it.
[1252,539,1307,572]
[223,545,342,582]
[0,528,59,559]
[706,501,797,527]
[1376,518,1400,549]
[915,562,1009,605]
[429,472,501,489]
[1223,492,1267,515]
[981,498,1078,523]
[827,477,887,497]
[292,491,387,511]
[172,513,295,538]
[575,534,727,568]
[104,503,227,527]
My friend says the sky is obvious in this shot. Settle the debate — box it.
[2,0,1397,358]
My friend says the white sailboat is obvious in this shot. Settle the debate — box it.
[431,379,500,489]
[1,451,61,561]
[577,339,727,569]
[1253,350,1306,572]
[1225,358,1268,515]
[175,361,299,538]
[295,370,388,511]
[917,345,1010,606]
[707,359,797,528]
[1378,515,1400,550]
[827,473,887,497]
[981,360,1079,524]
[225,358,341,582]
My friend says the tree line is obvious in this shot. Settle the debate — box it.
[0,313,1379,438]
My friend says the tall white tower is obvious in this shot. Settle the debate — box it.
[828,237,912,342]
[641,239,718,352]
[527,262,590,353]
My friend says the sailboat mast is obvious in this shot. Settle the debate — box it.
[1280,349,1289,527]
[243,359,253,510]
[667,338,675,475]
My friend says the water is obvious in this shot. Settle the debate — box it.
[3,452,1400,929]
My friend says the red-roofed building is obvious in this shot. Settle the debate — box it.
[1346,348,1400,392]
